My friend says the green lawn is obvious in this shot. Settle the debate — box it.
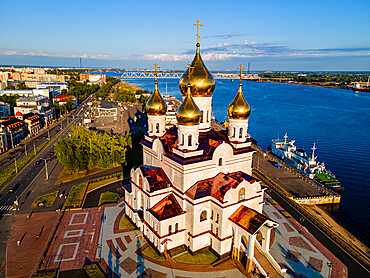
[84,264,105,278]
[174,250,218,265]
[88,176,121,193]
[31,271,56,278]
[141,245,165,262]
[119,214,135,230]
[31,191,58,208]
[170,246,187,257]
[98,191,119,206]
[64,182,87,209]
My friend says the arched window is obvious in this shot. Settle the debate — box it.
[211,224,213,233]
[200,210,207,222]
[181,134,184,145]
[200,110,204,123]
[168,225,172,235]
[175,223,179,233]
[233,127,236,137]
[216,213,219,223]
[156,123,159,133]
[141,194,144,209]
[188,134,192,146]
[207,110,209,122]
[147,200,149,209]
[239,127,243,138]
[238,188,245,201]
[211,210,214,220]
[150,123,153,132]
[218,158,223,166]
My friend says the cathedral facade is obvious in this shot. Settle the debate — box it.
[123,21,282,273]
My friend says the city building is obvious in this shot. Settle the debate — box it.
[0,90,34,97]
[0,117,26,152]
[123,24,284,275]
[53,95,78,107]
[22,113,41,135]
[163,95,181,129]
[97,100,118,117]
[0,102,11,117]
[80,73,107,84]
[16,95,49,108]
[36,82,68,91]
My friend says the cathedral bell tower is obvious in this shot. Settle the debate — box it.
[145,63,167,137]
[227,65,251,142]
[179,19,215,132]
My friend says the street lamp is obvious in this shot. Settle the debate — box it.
[41,158,49,180]
[96,243,102,262]
[327,262,334,278]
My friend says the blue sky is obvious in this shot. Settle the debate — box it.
[1,0,369,71]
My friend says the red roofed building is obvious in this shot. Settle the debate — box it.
[53,95,77,107]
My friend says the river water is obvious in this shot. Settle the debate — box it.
[107,73,370,247]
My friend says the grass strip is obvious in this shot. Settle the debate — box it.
[31,191,58,208]
[174,250,218,265]
[31,271,56,278]
[98,191,119,206]
[64,182,88,209]
[141,245,165,262]
[84,264,105,278]
[118,214,134,230]
[88,175,121,193]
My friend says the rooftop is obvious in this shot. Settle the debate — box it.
[229,205,275,235]
[142,126,253,165]
[140,166,171,193]
[186,171,257,202]
[149,194,185,221]
[17,95,48,102]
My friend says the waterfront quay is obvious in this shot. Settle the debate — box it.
[251,145,370,273]
[252,144,340,205]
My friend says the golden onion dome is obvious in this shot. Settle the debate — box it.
[176,84,201,125]
[179,43,215,97]
[146,80,167,115]
[227,82,251,119]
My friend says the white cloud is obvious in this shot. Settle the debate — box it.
[142,53,192,61]
[0,49,111,60]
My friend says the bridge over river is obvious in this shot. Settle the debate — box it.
[119,71,260,80]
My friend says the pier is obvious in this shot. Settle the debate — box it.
[252,144,340,205]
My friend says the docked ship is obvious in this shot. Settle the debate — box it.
[270,134,344,191]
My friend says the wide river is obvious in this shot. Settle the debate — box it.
[107,73,370,247]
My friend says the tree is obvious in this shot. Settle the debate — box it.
[4,84,15,90]
[17,82,28,90]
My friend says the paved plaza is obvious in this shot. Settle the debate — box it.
[6,196,347,277]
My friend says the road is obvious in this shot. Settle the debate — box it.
[0,94,95,278]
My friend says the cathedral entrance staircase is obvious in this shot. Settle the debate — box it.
[254,247,284,278]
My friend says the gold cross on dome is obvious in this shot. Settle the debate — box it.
[152,63,160,78]
[185,62,194,78]
[193,19,203,44]
[237,64,245,82]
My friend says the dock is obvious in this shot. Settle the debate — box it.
[252,145,340,205]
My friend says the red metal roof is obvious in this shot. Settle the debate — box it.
[150,194,184,221]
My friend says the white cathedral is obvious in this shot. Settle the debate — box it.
[123,21,283,273]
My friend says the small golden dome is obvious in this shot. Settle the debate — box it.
[179,43,215,97]
[227,82,251,119]
[176,85,201,125]
[146,80,167,115]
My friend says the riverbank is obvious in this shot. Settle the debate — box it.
[258,80,350,90]
[252,148,370,268]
